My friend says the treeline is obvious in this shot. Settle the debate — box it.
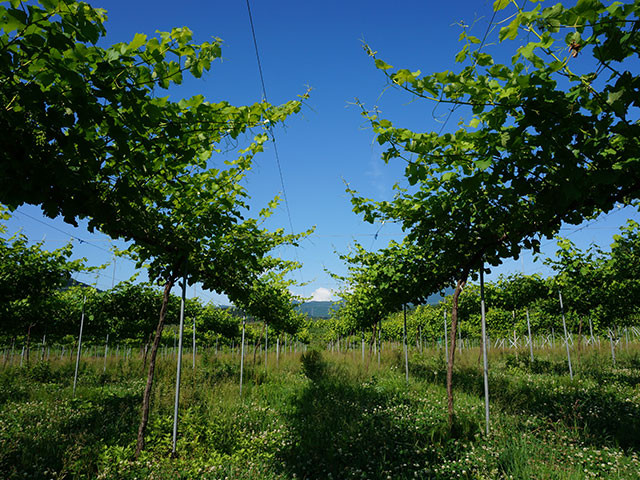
[0,231,310,355]
[327,221,640,345]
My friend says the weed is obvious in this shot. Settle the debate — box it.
[0,346,639,479]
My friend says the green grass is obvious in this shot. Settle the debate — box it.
[0,345,639,479]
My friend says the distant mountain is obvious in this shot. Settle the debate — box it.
[296,288,454,319]
[295,301,338,319]
[424,288,455,305]
[63,278,102,292]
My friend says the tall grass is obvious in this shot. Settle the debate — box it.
[0,343,638,478]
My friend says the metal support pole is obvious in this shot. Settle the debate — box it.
[103,333,109,372]
[443,309,449,361]
[73,296,86,397]
[526,308,534,363]
[172,263,188,457]
[608,328,616,367]
[558,291,573,380]
[625,327,629,351]
[192,317,196,369]
[480,265,490,435]
[377,320,381,366]
[240,317,246,395]
[403,305,409,385]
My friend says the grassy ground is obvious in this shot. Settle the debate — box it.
[0,344,639,479]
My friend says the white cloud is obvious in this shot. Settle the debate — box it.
[310,287,334,302]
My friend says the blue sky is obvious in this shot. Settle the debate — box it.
[4,0,639,305]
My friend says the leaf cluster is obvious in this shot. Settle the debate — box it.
[0,1,309,317]
[0,232,85,336]
[353,0,640,298]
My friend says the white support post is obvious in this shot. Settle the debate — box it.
[103,333,109,372]
[480,265,490,435]
[526,308,534,363]
[192,317,196,370]
[73,296,86,397]
[240,317,246,395]
[558,292,573,380]
[608,328,616,367]
[443,309,449,362]
[403,305,409,385]
[172,263,188,457]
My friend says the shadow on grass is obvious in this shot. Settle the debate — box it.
[409,356,640,451]
[277,354,480,479]
[0,383,141,479]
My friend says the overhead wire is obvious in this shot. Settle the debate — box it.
[539,206,629,250]
[13,210,113,254]
[8,4,306,301]
[245,0,305,291]
[435,8,500,135]
[13,204,301,302]
[369,221,387,250]
[245,0,295,236]
[494,206,634,280]
[10,209,138,287]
